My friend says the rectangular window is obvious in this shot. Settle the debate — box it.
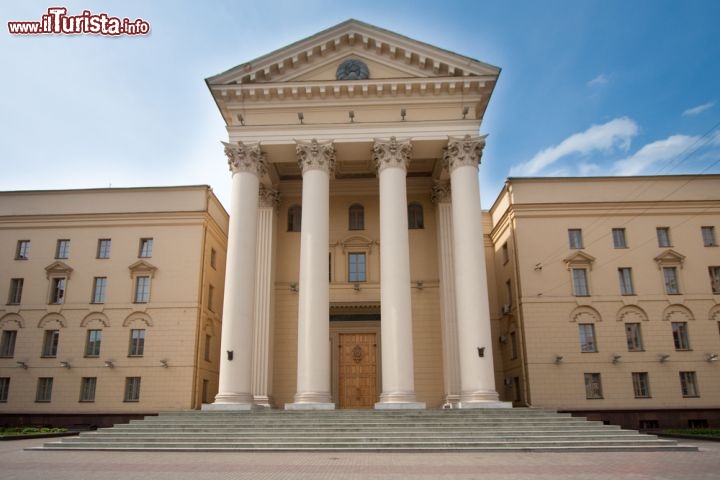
[7,278,23,305]
[210,248,217,269]
[134,276,150,303]
[128,329,145,356]
[510,331,518,360]
[85,330,102,357]
[625,323,644,351]
[579,324,597,352]
[502,242,509,264]
[204,334,212,362]
[663,267,680,294]
[202,379,210,404]
[50,277,66,304]
[97,239,111,259]
[680,371,699,397]
[672,322,691,350]
[0,331,17,358]
[124,377,141,402]
[79,377,97,402]
[612,228,627,248]
[568,229,583,249]
[41,330,60,357]
[139,238,153,258]
[709,266,720,294]
[55,239,70,259]
[584,373,603,399]
[348,252,366,283]
[513,376,521,402]
[618,268,635,295]
[0,378,9,402]
[701,226,717,247]
[36,377,53,402]
[657,227,671,247]
[632,372,651,398]
[15,240,30,260]
[91,277,107,304]
[208,285,215,312]
[572,268,589,296]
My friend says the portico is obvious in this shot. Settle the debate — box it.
[203,20,508,411]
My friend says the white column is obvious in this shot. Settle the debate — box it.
[432,181,461,407]
[373,137,425,409]
[252,186,279,407]
[286,139,335,410]
[205,141,266,410]
[444,135,509,408]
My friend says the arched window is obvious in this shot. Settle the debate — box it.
[287,205,302,232]
[408,202,424,229]
[348,204,364,231]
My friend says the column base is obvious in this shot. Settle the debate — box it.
[201,403,254,411]
[374,401,426,410]
[285,391,334,410]
[442,394,461,409]
[253,395,273,408]
[457,401,513,409]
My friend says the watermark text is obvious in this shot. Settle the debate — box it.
[8,7,150,36]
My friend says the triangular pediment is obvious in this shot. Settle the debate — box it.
[654,249,686,267]
[128,260,158,277]
[563,251,596,268]
[207,19,499,86]
[45,261,73,278]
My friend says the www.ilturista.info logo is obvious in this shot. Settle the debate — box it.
[8,7,150,35]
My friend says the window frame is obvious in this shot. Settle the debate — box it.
[207,284,215,312]
[572,268,590,296]
[128,329,145,357]
[35,377,53,402]
[15,240,30,260]
[348,203,365,231]
[709,266,720,294]
[618,267,635,296]
[656,227,671,248]
[49,277,67,304]
[612,228,627,248]
[584,372,603,399]
[287,204,302,232]
[509,331,518,360]
[632,372,651,398]
[625,323,644,352]
[7,278,23,305]
[679,371,699,397]
[671,321,691,351]
[55,239,70,259]
[124,377,141,402]
[662,266,680,295]
[204,334,212,362]
[138,238,153,258]
[210,248,217,269]
[0,330,17,358]
[701,226,717,247]
[347,252,367,283]
[407,202,424,230]
[85,329,102,357]
[133,276,151,304]
[97,238,111,259]
[578,323,598,353]
[41,329,60,358]
[0,377,9,402]
[568,229,584,249]
[91,276,107,304]
[79,377,97,402]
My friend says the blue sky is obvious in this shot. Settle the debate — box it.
[2,1,719,210]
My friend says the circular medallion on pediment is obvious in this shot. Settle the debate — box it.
[336,59,369,80]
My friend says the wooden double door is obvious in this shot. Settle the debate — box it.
[338,332,377,409]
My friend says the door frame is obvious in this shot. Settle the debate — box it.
[330,320,381,408]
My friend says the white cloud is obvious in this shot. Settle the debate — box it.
[612,134,698,176]
[509,117,638,176]
[682,101,715,117]
[587,74,609,87]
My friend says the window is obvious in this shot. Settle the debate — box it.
[618,268,635,295]
[501,242,509,264]
[202,379,210,404]
[672,322,691,350]
[287,205,302,232]
[7,278,23,305]
[656,227,671,247]
[128,329,145,356]
[210,248,217,269]
[0,331,17,358]
[124,377,141,402]
[204,334,211,362]
[663,267,680,294]
[41,330,59,357]
[625,323,643,351]
[680,371,699,397]
[632,372,651,398]
[568,229,583,249]
[0,378,9,402]
[612,228,627,248]
[701,226,716,247]
[584,373,603,399]
[91,277,107,304]
[79,377,96,402]
[579,324,597,352]
[85,330,102,357]
[572,268,589,296]
[50,277,66,304]
[408,202,424,229]
[36,377,53,402]
[97,238,111,259]
[15,240,30,260]
[208,284,215,312]
[505,280,512,307]
[709,267,720,294]
[510,331,518,360]
[348,204,364,230]
[348,252,366,282]
[55,239,70,259]
[139,238,153,258]
[513,377,522,402]
[134,276,150,303]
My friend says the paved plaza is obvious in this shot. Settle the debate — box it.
[0,436,718,480]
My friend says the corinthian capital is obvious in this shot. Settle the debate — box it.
[258,185,280,209]
[223,141,267,177]
[296,139,336,175]
[443,134,487,173]
[431,181,451,204]
[372,137,412,173]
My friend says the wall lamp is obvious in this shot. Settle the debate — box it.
[104,360,115,368]
[349,110,355,123]
[658,354,671,363]
[414,280,424,290]
[16,361,28,369]
[462,106,469,119]
[554,355,564,364]
[289,283,298,293]
[237,114,245,126]
[353,283,361,292]
[611,354,622,364]
[297,112,304,124]
[707,353,719,362]
[159,359,169,368]
[400,108,406,121]
[59,361,71,369]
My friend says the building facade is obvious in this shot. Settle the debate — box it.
[0,186,227,427]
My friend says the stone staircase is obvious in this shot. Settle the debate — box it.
[33,409,696,452]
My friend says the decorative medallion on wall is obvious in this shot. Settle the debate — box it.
[352,344,364,363]
[336,59,370,80]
